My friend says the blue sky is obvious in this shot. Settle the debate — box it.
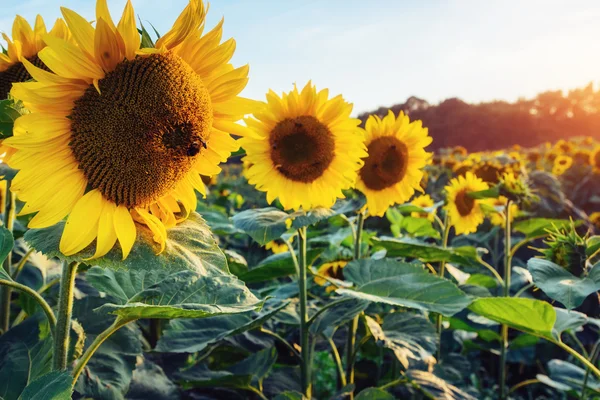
[2,0,599,114]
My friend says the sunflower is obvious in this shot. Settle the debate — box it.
[0,15,70,99]
[265,237,293,254]
[473,160,505,184]
[590,212,600,231]
[410,194,435,221]
[552,155,573,175]
[488,196,519,226]
[355,110,432,217]
[444,172,489,235]
[451,146,468,157]
[314,261,347,293]
[5,0,255,259]
[240,82,366,211]
[591,147,600,172]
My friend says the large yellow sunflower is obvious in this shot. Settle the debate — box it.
[0,15,70,99]
[444,172,489,235]
[240,82,366,211]
[355,110,432,217]
[5,0,255,260]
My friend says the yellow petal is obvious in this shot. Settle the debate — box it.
[116,0,140,60]
[33,15,48,53]
[95,18,122,72]
[155,0,205,50]
[136,208,167,254]
[88,200,118,259]
[49,19,71,42]
[96,0,117,31]
[113,205,137,259]
[12,16,35,56]
[60,7,95,59]
[59,189,104,255]
[40,35,104,80]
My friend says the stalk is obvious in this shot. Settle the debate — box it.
[53,261,79,371]
[297,226,311,398]
[580,341,600,400]
[0,183,16,333]
[436,214,451,360]
[0,279,56,333]
[499,200,512,400]
[346,210,365,399]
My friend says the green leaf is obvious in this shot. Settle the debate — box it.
[512,218,573,239]
[527,258,600,309]
[18,372,72,400]
[537,359,600,393]
[93,270,262,319]
[156,301,288,353]
[137,19,155,48]
[0,226,14,280]
[468,297,556,339]
[388,215,440,239]
[587,236,600,257]
[274,392,307,400]
[355,388,395,400]
[240,248,323,283]
[232,207,290,245]
[0,99,25,140]
[552,308,588,339]
[309,299,369,337]
[0,342,29,400]
[337,258,472,316]
[465,274,498,289]
[126,360,179,400]
[25,212,228,274]
[468,186,500,199]
[373,237,480,267]
[406,370,476,400]
[196,204,240,235]
[225,249,248,277]
[290,198,365,230]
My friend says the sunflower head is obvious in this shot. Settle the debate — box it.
[410,194,435,221]
[554,139,574,154]
[590,212,600,231]
[487,195,519,226]
[527,150,541,164]
[5,0,255,260]
[314,260,348,293]
[241,82,366,211]
[540,222,588,277]
[498,171,536,206]
[552,155,573,175]
[591,147,600,172]
[265,237,292,254]
[444,172,489,235]
[451,146,468,157]
[574,150,591,165]
[355,110,432,217]
[473,161,505,184]
[0,15,70,99]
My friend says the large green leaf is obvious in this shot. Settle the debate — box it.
[25,212,227,274]
[309,299,369,337]
[93,270,262,319]
[373,238,479,267]
[528,258,600,309]
[18,372,72,400]
[156,302,288,353]
[126,361,179,400]
[537,359,600,394]
[337,259,472,316]
[468,297,556,339]
[290,198,365,230]
[240,248,324,283]
[196,204,240,235]
[512,218,572,239]
[232,207,290,245]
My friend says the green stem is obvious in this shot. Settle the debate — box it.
[346,210,365,399]
[509,378,540,393]
[0,182,16,333]
[580,341,600,400]
[514,282,534,298]
[326,335,347,388]
[283,236,300,276]
[307,298,353,327]
[72,316,132,385]
[499,201,513,400]
[0,279,56,333]
[261,328,301,360]
[476,257,505,285]
[297,226,311,398]
[555,340,600,381]
[246,385,269,400]
[53,261,79,371]
[11,248,35,281]
[377,377,408,390]
[436,214,451,361]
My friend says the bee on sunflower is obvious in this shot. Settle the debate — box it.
[4,0,256,259]
[240,82,367,211]
[355,110,432,217]
[0,15,70,99]
[444,172,489,235]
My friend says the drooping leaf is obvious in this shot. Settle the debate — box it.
[406,370,477,400]
[156,301,288,353]
[552,308,588,339]
[93,269,262,320]
[468,297,556,339]
[309,299,369,337]
[537,359,600,393]
[337,258,472,316]
[527,258,600,309]
[240,248,324,283]
[18,372,72,400]
[232,207,290,245]
[373,238,480,267]
[512,218,573,239]
[25,212,227,274]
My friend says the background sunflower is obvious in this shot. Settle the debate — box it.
[445,172,489,234]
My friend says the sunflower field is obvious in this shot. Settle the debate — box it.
[0,1,598,400]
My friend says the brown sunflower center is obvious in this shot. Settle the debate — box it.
[474,163,503,184]
[360,136,408,190]
[0,55,47,99]
[455,189,475,216]
[69,52,213,208]
[269,115,335,183]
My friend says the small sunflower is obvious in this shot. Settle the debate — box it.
[451,146,468,157]
[590,212,600,231]
[591,147,600,172]
[488,196,519,226]
[314,260,347,293]
[552,155,573,175]
[241,82,366,211]
[444,172,489,235]
[410,194,435,221]
[5,0,255,259]
[355,110,432,217]
[0,15,70,99]
[473,161,505,184]
[265,237,292,254]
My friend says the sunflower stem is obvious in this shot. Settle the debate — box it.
[346,209,365,400]
[499,200,513,400]
[0,182,16,334]
[53,261,79,371]
[436,213,451,361]
[297,226,311,398]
